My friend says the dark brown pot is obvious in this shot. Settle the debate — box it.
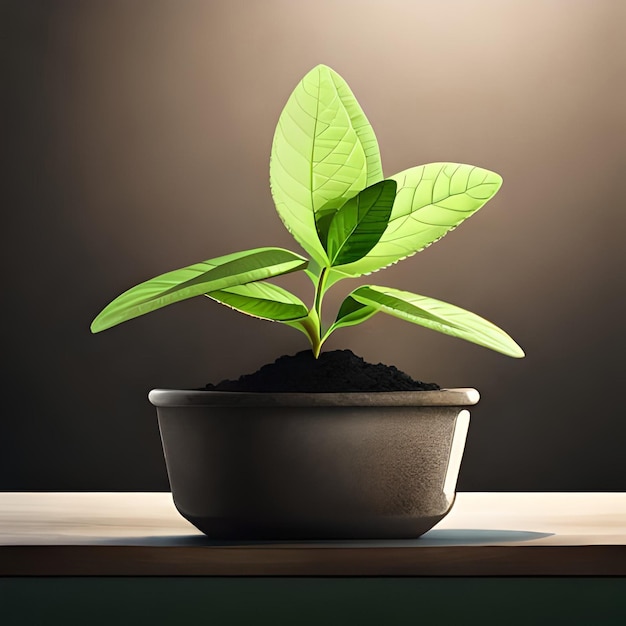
[148,389,479,540]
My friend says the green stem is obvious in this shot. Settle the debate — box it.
[299,267,330,359]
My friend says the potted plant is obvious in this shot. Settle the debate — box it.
[92,65,523,540]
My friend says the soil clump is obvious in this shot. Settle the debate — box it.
[204,349,439,392]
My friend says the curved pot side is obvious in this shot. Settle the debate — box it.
[152,391,474,540]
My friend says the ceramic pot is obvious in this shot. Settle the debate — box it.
[148,388,479,540]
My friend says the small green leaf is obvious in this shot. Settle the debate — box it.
[350,285,525,357]
[90,248,308,333]
[324,295,378,339]
[206,282,309,322]
[326,180,397,266]
[334,163,503,276]
[270,64,383,266]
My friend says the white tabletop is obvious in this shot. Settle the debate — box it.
[1,492,624,546]
[1,492,624,575]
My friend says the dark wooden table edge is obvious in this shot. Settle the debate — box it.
[2,545,625,576]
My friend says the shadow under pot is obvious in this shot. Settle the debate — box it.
[148,388,479,540]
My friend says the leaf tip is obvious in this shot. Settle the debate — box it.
[499,337,525,358]
[90,317,104,334]
[311,63,335,72]
[90,308,118,333]
[306,63,344,83]
[511,345,525,358]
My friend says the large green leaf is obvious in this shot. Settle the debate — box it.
[270,64,383,266]
[90,248,308,333]
[325,179,397,266]
[206,281,309,322]
[348,285,525,357]
[332,163,503,277]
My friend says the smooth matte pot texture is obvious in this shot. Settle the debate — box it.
[148,389,479,540]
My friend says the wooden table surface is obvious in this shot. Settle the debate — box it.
[1,492,624,576]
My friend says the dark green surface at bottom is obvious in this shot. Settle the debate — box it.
[1,578,625,625]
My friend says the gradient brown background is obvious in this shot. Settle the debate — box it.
[3,0,625,491]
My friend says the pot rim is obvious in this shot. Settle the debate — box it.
[148,388,479,408]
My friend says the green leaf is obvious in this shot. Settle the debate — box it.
[270,64,383,266]
[333,163,503,276]
[324,295,378,338]
[206,281,309,322]
[350,285,525,357]
[326,180,397,266]
[90,248,308,333]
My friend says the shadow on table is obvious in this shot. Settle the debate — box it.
[99,529,553,547]
[417,529,554,545]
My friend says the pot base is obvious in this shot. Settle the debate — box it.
[175,510,449,541]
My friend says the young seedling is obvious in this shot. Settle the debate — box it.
[92,65,524,360]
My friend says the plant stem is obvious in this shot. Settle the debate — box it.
[310,311,322,359]
[308,267,329,359]
[299,314,322,358]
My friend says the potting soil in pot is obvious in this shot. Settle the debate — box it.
[204,349,439,392]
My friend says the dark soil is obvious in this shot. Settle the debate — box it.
[204,349,439,392]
